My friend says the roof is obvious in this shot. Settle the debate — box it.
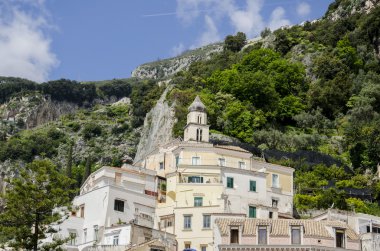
[188,95,206,112]
[215,218,359,241]
[127,239,166,251]
[215,145,251,153]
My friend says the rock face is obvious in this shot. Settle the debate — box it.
[0,93,78,130]
[133,85,177,162]
[132,43,222,79]
[327,0,380,20]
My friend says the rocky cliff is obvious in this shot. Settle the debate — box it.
[326,0,380,20]
[0,93,78,131]
[133,84,177,162]
[132,43,222,79]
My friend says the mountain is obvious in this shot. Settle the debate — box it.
[1,0,380,215]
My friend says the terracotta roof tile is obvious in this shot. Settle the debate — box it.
[215,218,359,240]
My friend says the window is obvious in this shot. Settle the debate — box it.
[230,228,239,244]
[114,199,125,212]
[258,226,267,245]
[239,161,246,169]
[159,162,164,170]
[175,156,179,167]
[185,243,191,249]
[367,226,380,233]
[80,204,85,218]
[167,220,173,227]
[188,176,203,183]
[113,235,119,245]
[94,225,98,241]
[272,199,278,208]
[291,226,301,244]
[69,232,77,245]
[336,229,345,248]
[192,156,200,165]
[249,180,256,192]
[227,177,234,188]
[218,158,226,167]
[272,174,279,188]
[269,212,273,219]
[184,215,192,229]
[249,206,256,218]
[83,228,87,243]
[201,246,207,251]
[194,197,203,207]
[196,128,203,141]
[203,215,211,228]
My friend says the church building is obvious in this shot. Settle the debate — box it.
[136,96,295,251]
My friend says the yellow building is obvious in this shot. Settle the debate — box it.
[135,96,294,251]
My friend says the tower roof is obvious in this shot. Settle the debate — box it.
[188,95,206,112]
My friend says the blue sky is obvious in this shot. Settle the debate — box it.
[0,0,334,82]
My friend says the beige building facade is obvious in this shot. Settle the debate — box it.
[135,96,295,251]
[214,218,360,251]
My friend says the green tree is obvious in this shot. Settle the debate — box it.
[82,156,92,184]
[0,159,75,250]
[223,32,247,52]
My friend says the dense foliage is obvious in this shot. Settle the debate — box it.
[0,159,76,250]
[167,3,380,215]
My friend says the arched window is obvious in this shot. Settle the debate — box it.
[196,129,200,141]
[197,115,202,124]
[200,129,203,141]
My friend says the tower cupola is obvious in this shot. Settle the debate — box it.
[184,96,210,142]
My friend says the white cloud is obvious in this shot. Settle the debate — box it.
[229,0,265,37]
[171,43,186,56]
[192,15,221,48]
[176,0,293,47]
[0,2,58,82]
[297,2,311,17]
[268,7,291,31]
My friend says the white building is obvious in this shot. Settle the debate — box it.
[313,209,380,251]
[47,164,159,251]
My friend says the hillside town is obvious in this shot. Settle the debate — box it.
[43,97,380,251]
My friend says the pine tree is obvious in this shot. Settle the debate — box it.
[66,141,74,179]
[82,156,91,184]
[0,159,76,250]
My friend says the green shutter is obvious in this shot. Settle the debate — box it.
[250,180,256,192]
[249,206,256,218]
[227,177,234,188]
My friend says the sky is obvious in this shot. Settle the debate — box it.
[0,0,334,83]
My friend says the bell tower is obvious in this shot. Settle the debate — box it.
[184,96,210,142]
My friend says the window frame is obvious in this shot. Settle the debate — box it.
[291,226,301,245]
[113,235,119,245]
[192,156,201,165]
[184,215,192,230]
[249,206,256,218]
[227,177,234,188]
[203,215,211,229]
[249,180,256,192]
[230,228,239,244]
[194,197,203,207]
[272,174,280,188]
[335,229,345,248]
[114,199,125,212]
[188,176,204,183]
[218,158,226,167]
[69,232,77,245]
[238,161,246,169]
[258,226,267,245]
